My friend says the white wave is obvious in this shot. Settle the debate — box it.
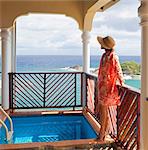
[123,74,132,80]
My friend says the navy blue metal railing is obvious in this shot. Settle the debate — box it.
[9,72,82,110]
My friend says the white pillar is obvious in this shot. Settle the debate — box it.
[0,28,12,110]
[138,1,148,149]
[11,24,16,72]
[81,31,90,73]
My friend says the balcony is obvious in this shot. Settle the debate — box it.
[6,71,140,149]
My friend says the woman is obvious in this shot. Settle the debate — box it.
[96,36,124,141]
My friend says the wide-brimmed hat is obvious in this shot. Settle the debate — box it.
[97,36,115,49]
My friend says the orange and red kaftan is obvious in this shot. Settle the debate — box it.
[98,51,124,106]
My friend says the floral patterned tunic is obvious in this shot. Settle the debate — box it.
[98,51,124,106]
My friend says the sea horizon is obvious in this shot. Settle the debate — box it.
[0,55,141,89]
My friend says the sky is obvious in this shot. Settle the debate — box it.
[14,0,141,56]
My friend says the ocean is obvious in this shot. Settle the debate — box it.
[0,55,141,88]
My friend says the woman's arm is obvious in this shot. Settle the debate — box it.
[114,55,124,86]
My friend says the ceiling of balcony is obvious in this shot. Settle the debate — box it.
[0,0,119,30]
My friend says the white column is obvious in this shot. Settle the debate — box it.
[138,1,148,149]
[81,31,90,73]
[11,24,16,72]
[0,28,12,110]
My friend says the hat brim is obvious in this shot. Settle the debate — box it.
[97,36,111,49]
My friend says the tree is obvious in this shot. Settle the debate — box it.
[121,61,140,75]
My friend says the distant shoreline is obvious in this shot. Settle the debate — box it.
[69,65,141,80]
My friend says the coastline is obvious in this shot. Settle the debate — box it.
[69,65,141,89]
[69,65,141,80]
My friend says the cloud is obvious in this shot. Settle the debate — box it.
[93,0,140,32]
[90,0,141,56]
[17,14,79,31]
[93,17,140,32]
[16,14,82,55]
[14,0,141,56]
[105,0,140,18]
[90,25,141,56]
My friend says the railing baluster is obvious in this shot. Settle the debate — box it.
[9,73,13,109]
[85,74,88,107]
[117,105,119,141]
[74,74,76,110]
[137,95,140,150]
[43,74,46,107]
[81,73,83,107]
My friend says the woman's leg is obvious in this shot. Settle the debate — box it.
[105,108,109,136]
[99,104,108,141]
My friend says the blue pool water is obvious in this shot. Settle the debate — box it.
[0,115,97,144]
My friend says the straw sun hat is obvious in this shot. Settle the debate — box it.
[97,36,115,49]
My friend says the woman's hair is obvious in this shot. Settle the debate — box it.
[105,48,113,52]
